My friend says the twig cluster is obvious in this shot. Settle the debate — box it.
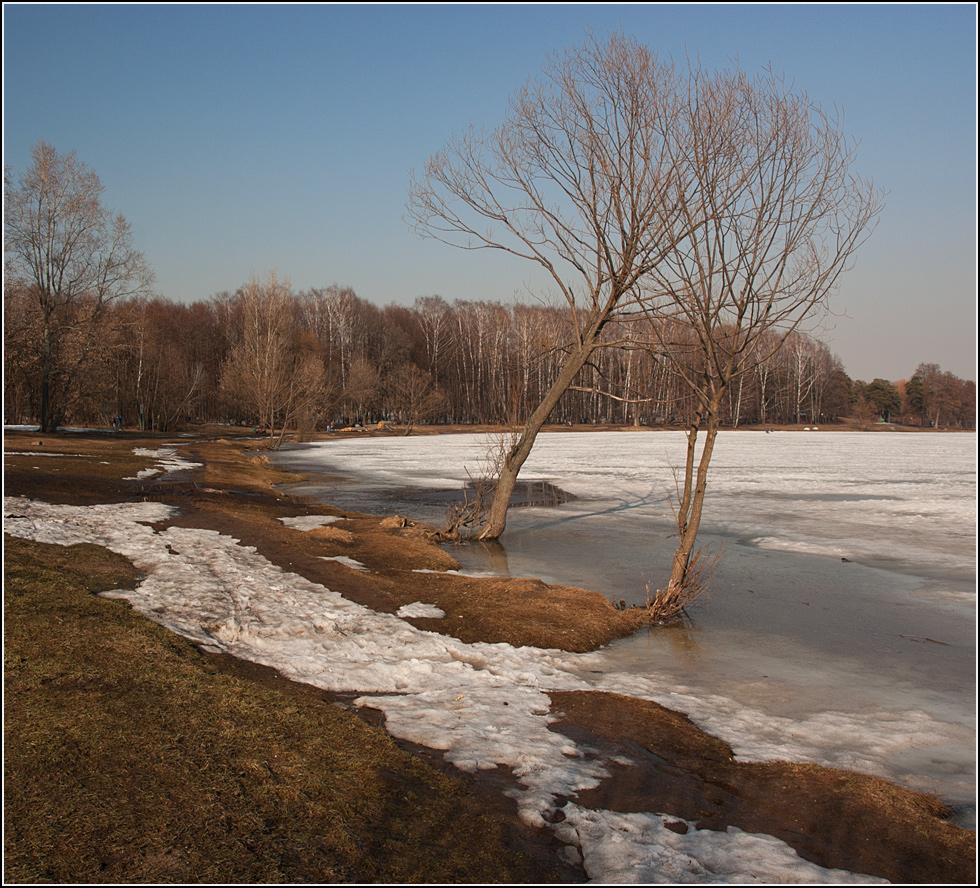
[645,544,720,623]
[443,473,497,539]
[442,432,515,538]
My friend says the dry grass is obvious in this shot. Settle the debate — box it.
[3,536,561,884]
[306,525,354,544]
[379,572,647,652]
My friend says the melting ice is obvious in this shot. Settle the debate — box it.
[273,431,977,821]
[5,431,976,882]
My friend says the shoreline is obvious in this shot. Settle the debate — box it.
[270,429,977,814]
[299,419,976,440]
[3,427,976,883]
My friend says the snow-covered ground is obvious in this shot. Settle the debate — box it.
[123,445,202,480]
[4,433,975,882]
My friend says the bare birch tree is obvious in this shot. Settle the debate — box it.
[4,141,154,431]
[639,66,884,596]
[407,31,697,539]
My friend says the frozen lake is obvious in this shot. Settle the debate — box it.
[274,430,977,823]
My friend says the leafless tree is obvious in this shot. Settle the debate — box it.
[386,362,445,434]
[340,356,379,426]
[407,31,699,539]
[638,65,884,596]
[4,141,154,431]
[219,271,326,449]
[414,295,453,379]
[911,362,976,429]
[111,298,209,432]
[782,331,821,424]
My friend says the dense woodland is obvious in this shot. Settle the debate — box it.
[4,279,975,436]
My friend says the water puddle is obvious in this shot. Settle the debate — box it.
[404,478,576,509]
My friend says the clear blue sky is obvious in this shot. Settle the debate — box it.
[3,3,976,382]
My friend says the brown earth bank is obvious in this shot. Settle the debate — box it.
[3,426,976,884]
[547,691,976,884]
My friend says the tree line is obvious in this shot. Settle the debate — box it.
[4,276,974,435]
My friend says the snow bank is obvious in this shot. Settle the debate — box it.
[396,602,446,619]
[280,515,343,530]
[554,806,886,884]
[319,555,368,571]
[123,445,202,480]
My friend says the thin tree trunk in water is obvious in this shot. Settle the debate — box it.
[477,340,597,540]
[667,411,720,593]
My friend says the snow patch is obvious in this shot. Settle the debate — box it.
[280,515,343,530]
[413,567,501,578]
[397,602,446,619]
[554,805,886,884]
[123,445,201,480]
[319,555,368,571]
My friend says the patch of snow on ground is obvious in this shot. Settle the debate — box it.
[280,515,343,530]
[396,602,446,619]
[319,555,369,571]
[4,451,94,458]
[554,806,887,884]
[4,425,108,433]
[3,494,899,883]
[123,446,202,480]
[412,568,501,578]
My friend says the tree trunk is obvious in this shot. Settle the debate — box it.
[39,369,53,433]
[38,321,56,433]
[476,339,598,540]
[666,405,721,593]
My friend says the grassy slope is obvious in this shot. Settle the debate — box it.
[2,536,560,884]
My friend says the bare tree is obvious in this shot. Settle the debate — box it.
[219,271,326,449]
[407,32,698,539]
[639,66,884,595]
[414,295,453,379]
[386,362,445,434]
[4,141,154,431]
[114,298,209,432]
[340,356,379,426]
[911,363,976,429]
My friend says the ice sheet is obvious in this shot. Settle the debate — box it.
[272,430,977,820]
